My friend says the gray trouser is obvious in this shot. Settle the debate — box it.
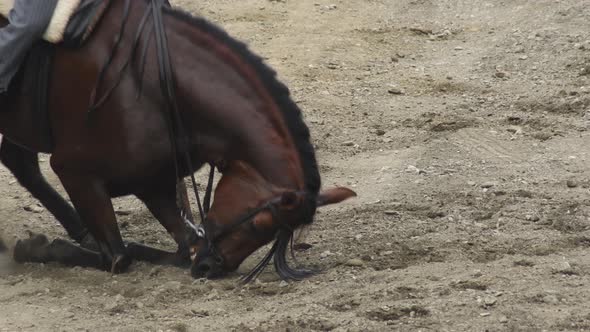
[0,0,58,92]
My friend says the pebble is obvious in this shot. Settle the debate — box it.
[494,71,507,78]
[320,250,332,258]
[149,266,163,277]
[24,205,44,213]
[384,210,399,216]
[543,294,559,304]
[480,181,496,188]
[467,181,476,186]
[104,294,126,312]
[375,129,386,136]
[115,209,133,216]
[406,165,421,173]
[480,312,491,317]
[345,259,364,267]
[279,281,289,288]
[484,297,497,306]
[566,179,578,188]
[499,316,509,323]
[552,261,573,274]
[387,87,404,95]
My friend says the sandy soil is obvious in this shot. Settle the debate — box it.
[1,0,590,331]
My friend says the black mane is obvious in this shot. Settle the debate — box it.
[163,6,321,201]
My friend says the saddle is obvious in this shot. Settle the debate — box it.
[0,0,111,149]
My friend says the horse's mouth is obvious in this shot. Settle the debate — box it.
[190,257,227,279]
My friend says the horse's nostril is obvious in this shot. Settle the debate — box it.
[191,260,212,278]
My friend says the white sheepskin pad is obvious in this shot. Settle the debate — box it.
[0,0,82,43]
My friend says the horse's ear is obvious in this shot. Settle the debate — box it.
[317,187,357,207]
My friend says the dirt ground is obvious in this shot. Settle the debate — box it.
[1,0,590,331]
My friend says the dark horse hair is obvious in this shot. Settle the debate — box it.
[164,7,322,280]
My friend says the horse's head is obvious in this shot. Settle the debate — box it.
[189,161,356,279]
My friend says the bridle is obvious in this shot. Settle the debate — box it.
[183,165,303,271]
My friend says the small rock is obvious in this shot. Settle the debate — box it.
[566,179,578,188]
[484,297,497,307]
[499,316,509,323]
[149,266,163,277]
[480,312,491,317]
[342,141,355,146]
[23,205,44,213]
[278,281,289,288]
[480,181,496,188]
[375,129,386,136]
[518,55,528,60]
[293,242,313,251]
[205,289,219,301]
[387,88,404,95]
[494,71,507,78]
[384,210,399,216]
[552,261,573,274]
[467,181,476,186]
[115,209,133,216]
[454,46,464,50]
[543,294,559,304]
[345,259,364,267]
[406,165,421,173]
[191,309,210,317]
[104,294,126,313]
[380,250,394,256]
[320,251,332,258]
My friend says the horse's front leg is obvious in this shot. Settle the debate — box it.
[52,168,131,273]
[129,184,194,267]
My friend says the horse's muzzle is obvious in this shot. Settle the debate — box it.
[191,255,225,279]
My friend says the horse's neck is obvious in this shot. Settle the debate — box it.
[162,14,304,190]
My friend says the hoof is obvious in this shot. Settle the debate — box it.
[13,233,49,263]
[110,254,132,274]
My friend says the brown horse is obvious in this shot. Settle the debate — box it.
[0,0,356,279]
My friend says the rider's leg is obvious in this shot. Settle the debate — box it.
[0,0,58,93]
